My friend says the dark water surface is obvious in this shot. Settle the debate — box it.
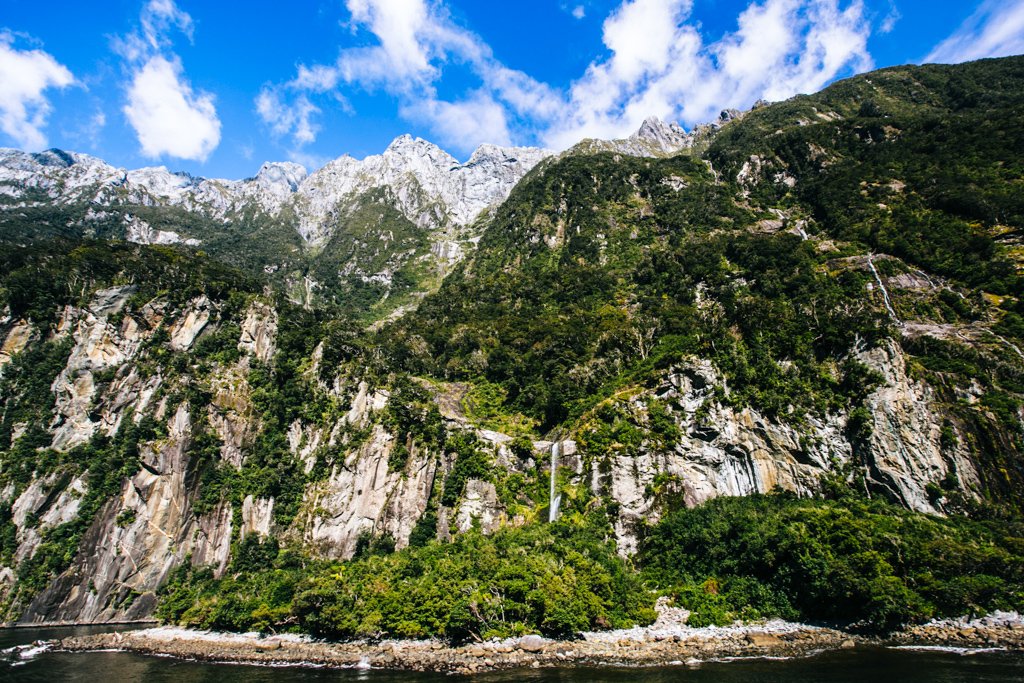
[3,626,1024,682]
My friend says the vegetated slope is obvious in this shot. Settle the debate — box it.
[0,238,646,635]
[389,55,1024,515]
[641,492,1024,631]
[707,55,1024,294]
[0,57,1021,637]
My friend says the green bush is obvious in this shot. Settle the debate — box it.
[641,493,1024,631]
[158,520,654,642]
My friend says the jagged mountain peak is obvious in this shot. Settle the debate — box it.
[633,115,686,137]
[466,142,546,166]
[292,136,553,243]
[380,133,458,168]
[564,115,697,158]
[254,161,307,196]
[31,148,77,168]
[630,116,693,154]
[1,146,113,175]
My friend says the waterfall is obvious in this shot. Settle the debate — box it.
[549,441,561,522]
[998,336,1024,362]
[912,267,937,290]
[867,254,901,325]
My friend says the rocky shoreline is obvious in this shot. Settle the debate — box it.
[54,611,1024,675]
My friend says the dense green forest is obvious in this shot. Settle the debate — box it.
[154,491,1024,639]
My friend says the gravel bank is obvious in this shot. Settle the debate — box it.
[58,623,849,674]
[56,611,1024,675]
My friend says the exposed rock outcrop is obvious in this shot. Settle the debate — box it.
[237,301,278,363]
[455,479,502,534]
[303,425,440,558]
[857,340,980,512]
[169,297,212,351]
[49,286,147,451]
[0,319,34,373]
[18,405,231,623]
[580,342,983,552]
[240,495,275,539]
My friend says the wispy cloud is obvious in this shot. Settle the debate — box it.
[261,0,873,156]
[879,0,900,34]
[0,31,74,150]
[63,108,106,149]
[256,89,321,146]
[400,90,513,148]
[257,0,556,155]
[925,0,1024,64]
[116,0,220,162]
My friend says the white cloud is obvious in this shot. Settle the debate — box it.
[343,0,435,86]
[401,90,512,150]
[124,55,220,161]
[605,0,692,84]
[259,0,556,154]
[879,1,900,34]
[0,32,74,150]
[481,64,563,119]
[256,88,321,146]
[117,0,221,161]
[545,0,872,148]
[112,0,193,63]
[142,0,194,46]
[264,0,874,156]
[65,108,107,149]
[926,0,1024,64]
[573,5,587,20]
[294,63,342,92]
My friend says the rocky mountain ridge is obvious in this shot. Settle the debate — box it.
[0,111,725,254]
[0,117,713,318]
[0,137,557,318]
[0,138,552,248]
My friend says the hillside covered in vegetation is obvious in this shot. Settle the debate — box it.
[0,56,1021,638]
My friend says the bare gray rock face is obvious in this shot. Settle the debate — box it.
[0,318,34,374]
[290,135,551,245]
[237,301,278,364]
[303,425,440,559]
[631,117,694,154]
[856,339,980,512]
[16,405,234,623]
[580,341,982,553]
[568,117,695,158]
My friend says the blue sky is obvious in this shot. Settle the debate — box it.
[1,0,1022,179]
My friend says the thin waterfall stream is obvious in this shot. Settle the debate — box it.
[867,254,901,325]
[549,441,561,522]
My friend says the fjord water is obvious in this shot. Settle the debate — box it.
[3,627,1024,683]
